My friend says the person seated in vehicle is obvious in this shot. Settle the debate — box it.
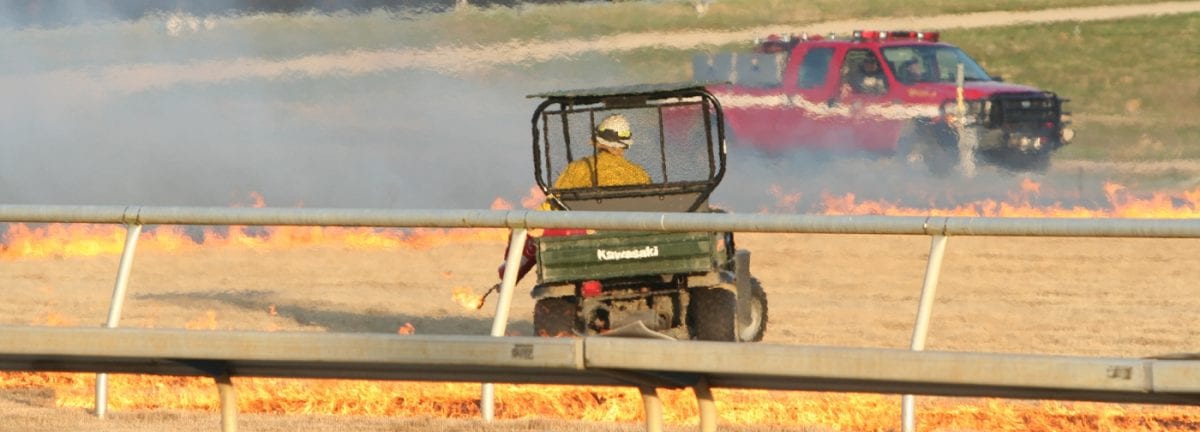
[841,55,887,96]
[496,114,651,284]
[554,114,651,189]
[897,59,926,84]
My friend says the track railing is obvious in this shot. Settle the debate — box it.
[2,205,1199,432]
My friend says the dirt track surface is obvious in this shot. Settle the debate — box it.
[3,233,1200,431]
[5,234,1197,355]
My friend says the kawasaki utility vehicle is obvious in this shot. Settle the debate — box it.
[527,82,767,342]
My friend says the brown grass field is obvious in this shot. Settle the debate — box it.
[2,230,1199,431]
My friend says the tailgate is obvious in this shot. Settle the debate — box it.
[537,231,716,284]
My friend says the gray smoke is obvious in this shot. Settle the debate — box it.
[0,8,1117,215]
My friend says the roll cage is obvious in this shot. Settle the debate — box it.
[528,82,727,213]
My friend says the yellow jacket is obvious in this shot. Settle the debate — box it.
[554,151,651,189]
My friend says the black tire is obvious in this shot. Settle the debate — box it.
[688,287,737,341]
[898,122,959,177]
[534,297,578,337]
[737,279,769,342]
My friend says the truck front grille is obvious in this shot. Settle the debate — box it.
[986,92,1062,128]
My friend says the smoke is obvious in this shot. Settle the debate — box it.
[0,1,540,29]
[0,6,1117,215]
[0,8,631,210]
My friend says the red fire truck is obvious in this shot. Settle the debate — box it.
[694,30,1073,174]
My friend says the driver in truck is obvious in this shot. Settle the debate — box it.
[842,54,887,96]
[494,114,651,287]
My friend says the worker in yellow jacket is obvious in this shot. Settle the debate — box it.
[498,114,652,284]
[553,114,651,190]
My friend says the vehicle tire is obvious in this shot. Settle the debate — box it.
[899,122,959,176]
[920,125,961,177]
[534,297,578,337]
[688,287,737,341]
[893,123,918,167]
[737,279,769,342]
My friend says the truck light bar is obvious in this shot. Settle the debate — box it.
[852,30,940,42]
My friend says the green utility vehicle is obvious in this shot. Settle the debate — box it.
[527,82,767,342]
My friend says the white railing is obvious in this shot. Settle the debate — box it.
[1,205,1198,432]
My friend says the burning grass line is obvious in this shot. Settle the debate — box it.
[2,372,1197,430]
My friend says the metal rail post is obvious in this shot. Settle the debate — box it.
[694,377,717,432]
[95,223,143,418]
[902,234,949,432]
[216,373,238,432]
[640,386,664,432]
[481,229,528,421]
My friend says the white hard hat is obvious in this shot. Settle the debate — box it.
[595,114,633,149]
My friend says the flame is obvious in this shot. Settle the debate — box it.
[0,372,1196,430]
[520,185,547,210]
[816,180,1200,218]
[9,182,1197,261]
[491,197,513,210]
[6,302,1198,429]
[1020,177,1042,195]
[0,223,508,260]
[5,187,1200,428]
[34,311,79,327]
[451,287,485,310]
[185,310,219,330]
[397,323,415,335]
[0,193,515,261]
[489,185,545,211]
[768,184,802,213]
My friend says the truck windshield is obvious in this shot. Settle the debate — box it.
[881,45,992,84]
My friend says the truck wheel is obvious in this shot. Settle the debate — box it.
[534,297,578,337]
[688,287,737,341]
[737,279,769,342]
[898,122,959,176]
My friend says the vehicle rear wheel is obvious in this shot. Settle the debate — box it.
[534,297,578,337]
[737,279,769,342]
[688,287,737,341]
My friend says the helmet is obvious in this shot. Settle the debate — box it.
[594,114,633,150]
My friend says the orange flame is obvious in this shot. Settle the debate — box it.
[451,287,485,310]
[185,310,219,330]
[10,182,1197,261]
[1,372,1196,430]
[520,185,547,210]
[0,223,508,260]
[397,322,415,335]
[5,304,1198,429]
[816,180,1200,218]
[491,196,513,210]
[767,184,802,213]
[490,185,545,211]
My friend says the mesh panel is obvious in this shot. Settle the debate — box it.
[541,103,715,189]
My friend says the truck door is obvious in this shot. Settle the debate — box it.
[779,45,841,151]
[837,48,905,153]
